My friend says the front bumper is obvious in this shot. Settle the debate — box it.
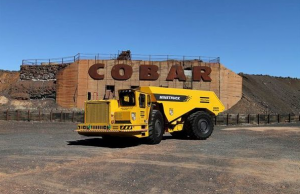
[76,124,148,137]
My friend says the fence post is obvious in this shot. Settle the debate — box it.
[288,113,291,123]
[60,111,63,122]
[214,116,217,126]
[72,111,75,123]
[237,114,239,125]
[267,114,270,124]
[248,114,250,124]
[278,114,280,123]
[28,110,30,121]
[50,110,52,122]
[226,114,229,126]
[257,114,260,125]
[6,109,9,121]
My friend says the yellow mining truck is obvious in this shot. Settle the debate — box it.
[76,86,224,144]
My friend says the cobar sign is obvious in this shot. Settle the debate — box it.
[88,63,212,82]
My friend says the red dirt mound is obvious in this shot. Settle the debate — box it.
[0,70,19,94]
[0,70,60,110]
[227,74,300,114]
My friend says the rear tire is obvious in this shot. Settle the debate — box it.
[146,110,164,144]
[185,111,214,140]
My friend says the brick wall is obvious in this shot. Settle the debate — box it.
[56,59,243,109]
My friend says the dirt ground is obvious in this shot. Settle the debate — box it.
[0,121,299,194]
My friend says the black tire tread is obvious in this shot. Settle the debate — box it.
[185,111,214,140]
[146,110,164,144]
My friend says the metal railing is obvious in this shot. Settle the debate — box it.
[22,53,220,65]
[22,55,78,66]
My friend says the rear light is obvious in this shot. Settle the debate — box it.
[111,113,115,124]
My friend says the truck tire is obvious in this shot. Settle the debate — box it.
[146,110,164,144]
[186,111,214,140]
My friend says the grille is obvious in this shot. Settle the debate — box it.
[86,102,109,123]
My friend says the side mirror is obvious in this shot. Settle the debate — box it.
[147,95,151,107]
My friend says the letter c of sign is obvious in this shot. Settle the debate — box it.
[88,63,104,80]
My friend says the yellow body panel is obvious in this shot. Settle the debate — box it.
[139,86,225,121]
[76,87,224,137]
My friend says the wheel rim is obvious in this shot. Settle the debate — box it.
[155,120,162,137]
[197,119,209,134]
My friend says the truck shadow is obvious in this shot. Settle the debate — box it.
[162,136,190,140]
[67,136,188,148]
[67,138,141,148]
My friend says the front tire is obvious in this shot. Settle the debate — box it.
[185,111,214,140]
[146,110,164,144]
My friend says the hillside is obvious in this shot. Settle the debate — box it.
[0,70,60,110]
[0,70,19,94]
[227,74,300,114]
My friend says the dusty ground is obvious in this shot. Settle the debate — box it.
[0,121,299,194]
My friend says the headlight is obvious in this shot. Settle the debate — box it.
[131,112,136,121]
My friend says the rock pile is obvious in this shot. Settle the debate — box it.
[20,64,68,80]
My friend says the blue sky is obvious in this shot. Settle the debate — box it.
[0,0,299,78]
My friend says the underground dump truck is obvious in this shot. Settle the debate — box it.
[76,86,225,144]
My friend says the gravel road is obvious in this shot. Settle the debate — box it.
[0,121,299,194]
